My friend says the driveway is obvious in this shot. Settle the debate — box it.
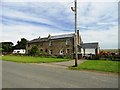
[2,61,118,88]
[35,60,85,68]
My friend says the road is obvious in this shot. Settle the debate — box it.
[2,61,118,88]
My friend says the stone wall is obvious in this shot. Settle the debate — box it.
[26,37,74,57]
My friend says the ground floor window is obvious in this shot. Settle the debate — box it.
[49,50,52,54]
[60,49,63,55]
[45,49,48,53]
[40,49,43,52]
[66,49,70,54]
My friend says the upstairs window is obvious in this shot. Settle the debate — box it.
[49,41,52,46]
[66,39,70,45]
[28,44,30,47]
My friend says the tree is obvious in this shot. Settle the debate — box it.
[29,45,39,55]
[14,38,28,49]
[2,42,14,53]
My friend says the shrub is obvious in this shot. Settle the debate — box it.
[29,45,39,55]
[91,55,100,60]
[56,55,64,58]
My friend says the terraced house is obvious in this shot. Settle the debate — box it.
[26,30,82,58]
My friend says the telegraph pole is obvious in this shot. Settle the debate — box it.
[71,0,78,67]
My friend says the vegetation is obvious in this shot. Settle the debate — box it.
[29,45,39,55]
[2,55,71,63]
[1,38,28,55]
[69,60,120,73]
[14,38,28,49]
[1,42,14,53]
[0,48,3,51]
[100,49,118,53]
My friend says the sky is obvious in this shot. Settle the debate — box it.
[0,0,119,49]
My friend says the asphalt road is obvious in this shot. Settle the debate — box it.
[2,61,118,88]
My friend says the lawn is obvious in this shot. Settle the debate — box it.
[2,55,71,63]
[69,60,120,73]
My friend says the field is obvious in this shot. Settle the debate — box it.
[69,60,120,73]
[2,55,71,63]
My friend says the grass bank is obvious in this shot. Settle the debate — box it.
[2,55,71,63]
[69,60,120,73]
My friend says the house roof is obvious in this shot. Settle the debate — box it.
[28,33,74,43]
[51,33,74,39]
[81,42,99,48]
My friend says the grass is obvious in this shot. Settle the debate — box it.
[2,55,71,63]
[69,60,120,73]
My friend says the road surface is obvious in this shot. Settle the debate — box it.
[2,61,118,88]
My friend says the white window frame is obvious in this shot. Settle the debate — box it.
[66,49,70,54]
[49,41,52,46]
[60,49,63,55]
[66,39,70,45]
[49,50,52,54]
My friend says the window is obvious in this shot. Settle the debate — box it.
[49,41,52,46]
[40,49,43,52]
[17,51,20,53]
[28,50,30,53]
[66,49,70,54]
[60,49,63,55]
[66,39,70,45]
[49,50,52,54]
[45,49,48,53]
[28,44,30,47]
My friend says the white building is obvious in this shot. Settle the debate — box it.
[80,42,99,56]
[13,49,26,54]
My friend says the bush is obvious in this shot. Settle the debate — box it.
[29,45,39,55]
[86,55,100,60]
[56,55,64,58]
[91,55,100,60]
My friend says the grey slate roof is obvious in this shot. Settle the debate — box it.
[29,38,48,43]
[81,42,99,48]
[28,33,74,43]
[51,33,74,39]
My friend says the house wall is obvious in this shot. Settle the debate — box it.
[26,31,82,58]
[26,38,74,57]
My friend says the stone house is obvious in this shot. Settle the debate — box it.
[26,30,82,58]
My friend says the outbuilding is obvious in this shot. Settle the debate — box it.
[81,42,99,56]
[13,49,26,54]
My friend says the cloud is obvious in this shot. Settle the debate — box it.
[1,0,119,2]
[77,2,117,27]
[1,2,75,31]
[1,1,118,49]
[81,26,118,49]
[1,25,73,45]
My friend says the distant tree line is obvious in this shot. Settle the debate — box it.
[1,38,28,54]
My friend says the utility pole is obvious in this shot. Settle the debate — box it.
[71,0,78,67]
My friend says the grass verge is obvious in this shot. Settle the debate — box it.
[2,55,71,63]
[69,60,120,73]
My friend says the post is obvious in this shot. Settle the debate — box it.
[74,0,78,67]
